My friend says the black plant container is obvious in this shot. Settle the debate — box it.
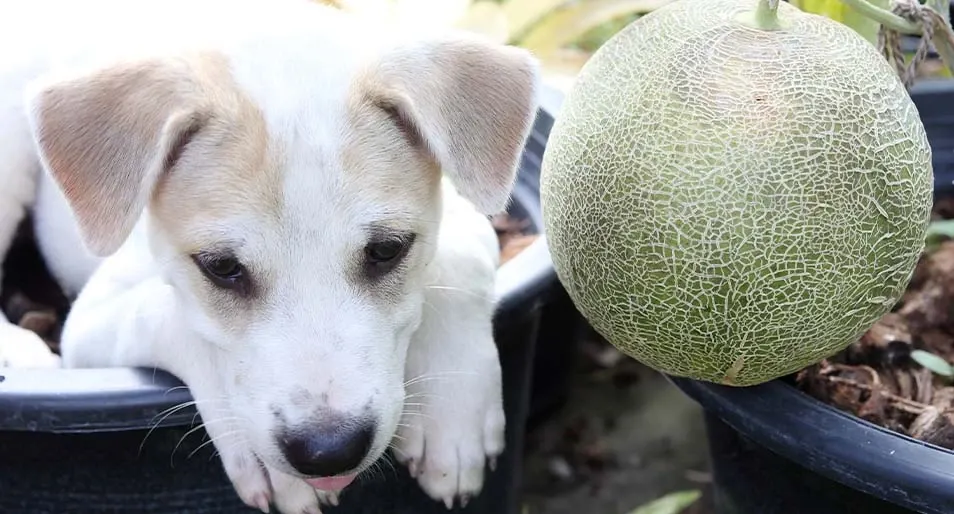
[668,79,954,514]
[514,97,590,427]
[0,100,566,514]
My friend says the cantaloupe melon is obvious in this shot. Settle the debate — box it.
[540,0,934,386]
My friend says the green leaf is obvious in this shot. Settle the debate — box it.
[500,0,574,42]
[573,11,643,52]
[515,0,672,57]
[911,349,954,377]
[925,219,954,250]
[927,220,954,238]
[627,489,703,514]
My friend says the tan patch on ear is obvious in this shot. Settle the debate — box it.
[341,82,442,226]
[30,57,207,255]
[150,52,281,254]
[348,35,539,215]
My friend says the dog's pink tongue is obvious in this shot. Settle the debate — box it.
[305,474,357,491]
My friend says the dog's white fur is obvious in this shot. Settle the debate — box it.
[0,0,539,512]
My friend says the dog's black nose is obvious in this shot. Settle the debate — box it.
[280,419,375,477]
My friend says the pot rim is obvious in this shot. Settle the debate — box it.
[0,100,560,434]
[668,375,954,512]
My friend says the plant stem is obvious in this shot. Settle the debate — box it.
[837,0,923,34]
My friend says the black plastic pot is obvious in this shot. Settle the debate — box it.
[667,79,954,514]
[513,102,590,427]
[0,102,565,513]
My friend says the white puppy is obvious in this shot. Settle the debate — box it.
[0,0,539,512]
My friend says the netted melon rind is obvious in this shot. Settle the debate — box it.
[540,0,934,386]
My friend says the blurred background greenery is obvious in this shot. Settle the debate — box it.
[314,0,950,93]
[314,0,673,92]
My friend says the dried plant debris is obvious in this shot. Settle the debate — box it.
[2,214,536,357]
[796,216,954,450]
[526,413,620,492]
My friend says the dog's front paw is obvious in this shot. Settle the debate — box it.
[394,360,506,509]
[223,453,330,514]
[222,451,274,513]
[0,323,60,368]
[265,467,328,514]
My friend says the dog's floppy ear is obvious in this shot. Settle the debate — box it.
[365,33,540,215]
[25,58,207,256]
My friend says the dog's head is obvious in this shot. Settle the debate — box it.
[25,5,538,484]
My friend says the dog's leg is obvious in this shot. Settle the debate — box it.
[0,118,60,368]
[394,181,506,508]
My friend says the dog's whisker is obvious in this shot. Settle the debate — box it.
[150,401,198,422]
[424,285,490,300]
[403,371,478,387]
[401,402,431,409]
[170,423,213,460]
[187,430,245,460]
[190,416,247,427]
[406,369,481,380]
[167,416,245,465]
[387,443,409,461]
[382,451,398,477]
[399,412,436,422]
[400,402,431,411]
[367,460,384,483]
[402,392,443,400]
[372,455,393,481]
[150,398,232,425]
[140,400,211,455]
[403,387,449,394]
[402,395,442,405]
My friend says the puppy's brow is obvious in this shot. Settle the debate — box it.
[363,222,413,241]
[184,235,246,256]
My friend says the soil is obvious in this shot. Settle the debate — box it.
[795,195,954,451]
[1,213,539,355]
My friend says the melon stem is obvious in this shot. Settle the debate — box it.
[737,0,787,30]
[754,0,781,29]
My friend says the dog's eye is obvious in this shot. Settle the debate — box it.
[365,239,408,263]
[363,234,415,279]
[191,253,249,294]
